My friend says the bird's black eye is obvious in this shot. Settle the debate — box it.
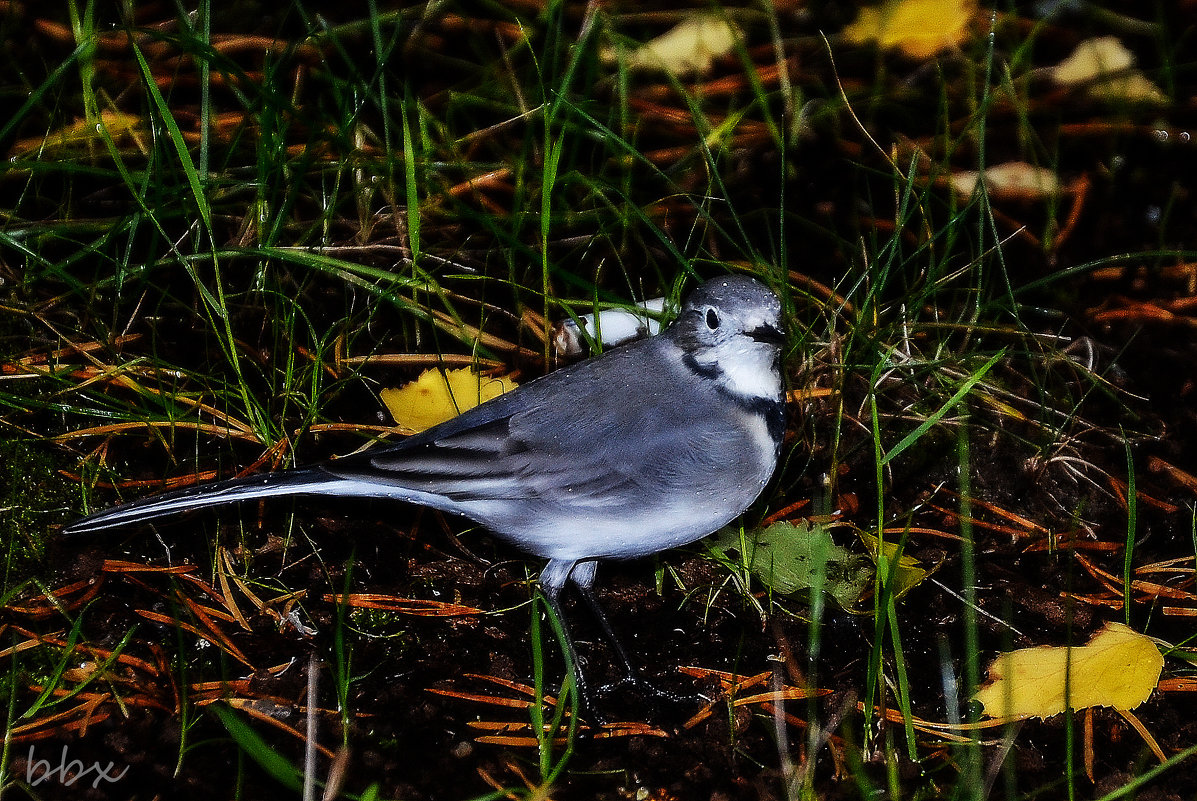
[705,308,720,330]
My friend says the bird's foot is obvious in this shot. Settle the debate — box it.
[590,673,714,727]
[598,673,708,705]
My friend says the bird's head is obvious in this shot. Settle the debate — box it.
[670,275,785,402]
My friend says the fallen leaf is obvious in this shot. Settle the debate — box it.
[1084,73,1168,104]
[381,368,516,433]
[1049,37,1167,105]
[708,521,874,608]
[607,12,741,76]
[12,109,145,158]
[951,162,1061,199]
[974,622,1164,719]
[859,532,932,602]
[1051,36,1133,84]
[553,298,666,358]
[842,0,976,60]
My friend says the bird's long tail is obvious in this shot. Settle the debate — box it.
[61,467,359,537]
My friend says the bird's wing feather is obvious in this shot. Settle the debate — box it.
[323,337,744,506]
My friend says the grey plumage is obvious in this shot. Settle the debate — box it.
[63,274,786,713]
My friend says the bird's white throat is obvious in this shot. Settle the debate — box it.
[694,340,781,401]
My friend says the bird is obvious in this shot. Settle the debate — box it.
[62,274,787,714]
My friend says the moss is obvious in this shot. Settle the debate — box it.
[0,437,74,589]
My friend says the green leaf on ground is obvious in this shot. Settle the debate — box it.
[709,521,874,608]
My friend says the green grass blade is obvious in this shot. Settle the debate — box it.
[208,704,303,792]
[880,349,1005,467]
[1123,434,1136,626]
[400,93,421,266]
[131,43,212,236]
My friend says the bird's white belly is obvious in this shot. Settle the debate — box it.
[465,480,768,561]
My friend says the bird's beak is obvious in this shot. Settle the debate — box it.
[748,323,786,345]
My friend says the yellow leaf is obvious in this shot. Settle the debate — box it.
[1049,37,1167,105]
[380,368,517,433]
[951,162,1061,199]
[843,0,976,60]
[13,109,144,158]
[1085,73,1168,105]
[859,532,932,602]
[1051,36,1134,85]
[609,12,741,76]
[974,622,1163,719]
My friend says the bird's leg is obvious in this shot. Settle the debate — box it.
[566,560,637,678]
[568,561,710,707]
[537,559,597,717]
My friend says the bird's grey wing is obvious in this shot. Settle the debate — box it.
[323,347,653,503]
[322,338,741,506]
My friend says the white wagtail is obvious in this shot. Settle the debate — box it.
[63,274,786,712]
